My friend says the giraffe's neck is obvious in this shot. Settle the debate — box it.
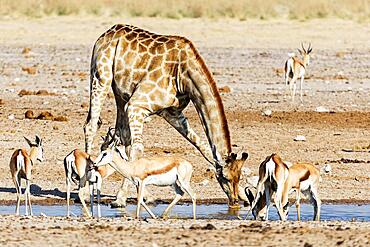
[184,41,231,163]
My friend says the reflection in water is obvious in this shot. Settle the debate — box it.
[0,203,368,221]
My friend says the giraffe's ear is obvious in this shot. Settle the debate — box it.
[231,153,237,160]
[241,152,248,161]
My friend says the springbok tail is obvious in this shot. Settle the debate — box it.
[16,151,24,173]
[266,159,278,191]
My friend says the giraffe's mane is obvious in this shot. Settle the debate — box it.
[186,40,232,155]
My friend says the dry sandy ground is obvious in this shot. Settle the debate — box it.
[0,17,369,246]
[0,216,369,247]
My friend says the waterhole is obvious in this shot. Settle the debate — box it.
[0,203,368,221]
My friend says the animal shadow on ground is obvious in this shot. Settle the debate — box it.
[0,185,114,202]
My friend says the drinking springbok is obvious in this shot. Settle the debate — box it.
[64,148,121,217]
[94,143,197,220]
[9,136,44,216]
[246,154,289,221]
[284,43,312,103]
[245,161,321,221]
[281,162,321,221]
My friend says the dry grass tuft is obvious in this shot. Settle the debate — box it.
[0,0,368,20]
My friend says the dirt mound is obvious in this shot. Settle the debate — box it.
[24,110,68,122]
[18,89,57,97]
[21,66,37,75]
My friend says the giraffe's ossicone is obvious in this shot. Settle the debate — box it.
[84,24,248,208]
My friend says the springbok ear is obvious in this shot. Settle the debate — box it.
[35,135,42,146]
[245,187,254,205]
[241,152,248,161]
[24,136,33,147]
[297,49,303,55]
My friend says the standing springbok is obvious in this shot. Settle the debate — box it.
[284,43,312,103]
[64,148,120,218]
[94,143,197,220]
[246,154,289,221]
[281,162,321,221]
[9,136,44,216]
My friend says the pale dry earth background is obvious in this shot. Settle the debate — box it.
[0,17,369,246]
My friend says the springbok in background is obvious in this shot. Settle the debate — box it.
[9,136,44,216]
[281,162,321,221]
[284,43,312,103]
[245,154,289,221]
[94,142,197,220]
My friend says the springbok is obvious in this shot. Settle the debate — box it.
[284,43,312,103]
[245,154,289,221]
[245,161,321,221]
[281,162,321,221]
[9,136,44,216]
[94,143,197,220]
[64,148,121,218]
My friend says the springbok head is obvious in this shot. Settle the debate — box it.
[24,135,44,162]
[217,151,249,208]
[245,187,268,220]
[298,42,312,66]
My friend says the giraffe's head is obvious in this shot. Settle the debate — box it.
[216,152,248,208]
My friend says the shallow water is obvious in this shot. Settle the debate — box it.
[1,203,369,221]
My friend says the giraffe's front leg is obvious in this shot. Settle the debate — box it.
[159,109,213,163]
[127,104,149,161]
[84,73,111,154]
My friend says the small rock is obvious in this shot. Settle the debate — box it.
[218,86,232,93]
[315,106,329,113]
[22,47,31,55]
[261,109,272,117]
[294,135,306,141]
[8,114,15,120]
[14,78,20,82]
[25,110,35,119]
[323,164,332,173]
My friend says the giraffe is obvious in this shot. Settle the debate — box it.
[84,24,248,208]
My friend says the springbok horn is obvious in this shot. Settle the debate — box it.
[308,42,312,53]
[301,42,306,53]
